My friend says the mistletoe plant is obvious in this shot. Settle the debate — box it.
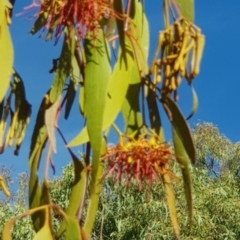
[0,0,204,239]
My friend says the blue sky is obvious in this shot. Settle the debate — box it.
[1,0,240,186]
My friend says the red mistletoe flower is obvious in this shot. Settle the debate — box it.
[23,0,115,42]
[101,134,176,191]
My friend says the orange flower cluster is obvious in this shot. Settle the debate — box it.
[102,135,176,190]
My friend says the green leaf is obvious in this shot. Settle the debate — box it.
[146,87,164,141]
[84,29,110,175]
[64,56,79,119]
[56,152,86,238]
[45,95,61,153]
[29,93,50,231]
[68,38,134,147]
[175,0,194,22]
[50,31,75,103]
[162,95,196,164]
[186,85,198,120]
[83,138,105,239]
[121,62,142,135]
[162,173,180,239]
[30,12,47,35]
[172,127,193,227]
[33,225,53,240]
[129,0,149,74]
[65,216,81,240]
[0,9,13,103]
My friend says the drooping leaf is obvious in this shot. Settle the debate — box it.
[162,172,180,239]
[172,126,193,227]
[29,92,50,231]
[84,29,110,176]
[64,56,79,119]
[10,70,31,155]
[2,217,15,240]
[56,150,86,238]
[30,12,47,35]
[68,37,134,147]
[50,30,75,103]
[175,0,194,22]
[162,95,196,164]
[121,62,142,135]
[45,95,61,153]
[129,0,149,74]
[83,138,106,239]
[0,6,13,103]
[146,87,164,141]
[186,85,198,120]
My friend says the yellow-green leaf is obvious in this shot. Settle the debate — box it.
[162,95,196,164]
[68,38,134,147]
[65,216,81,240]
[0,8,13,103]
[175,0,194,22]
[162,172,180,239]
[33,225,53,240]
[0,176,10,197]
[172,127,193,226]
[50,31,75,103]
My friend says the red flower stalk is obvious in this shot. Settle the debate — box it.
[102,134,176,191]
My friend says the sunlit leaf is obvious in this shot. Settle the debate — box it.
[175,0,194,22]
[162,172,180,239]
[2,217,15,240]
[162,95,196,164]
[68,38,134,147]
[56,150,86,238]
[65,216,81,240]
[83,138,105,239]
[0,7,13,103]
[172,127,193,227]
[130,0,149,74]
[45,95,61,153]
[0,176,10,197]
[33,225,53,240]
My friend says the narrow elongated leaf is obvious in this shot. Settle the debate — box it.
[65,56,79,119]
[175,0,194,22]
[45,95,61,153]
[83,138,106,239]
[84,29,110,178]
[68,38,135,147]
[163,172,180,239]
[162,95,196,164]
[50,31,75,103]
[146,87,164,141]
[56,152,86,238]
[29,93,50,231]
[0,7,13,103]
[172,127,193,227]
[30,12,47,35]
[129,0,149,74]
[121,62,142,135]
[186,85,198,120]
